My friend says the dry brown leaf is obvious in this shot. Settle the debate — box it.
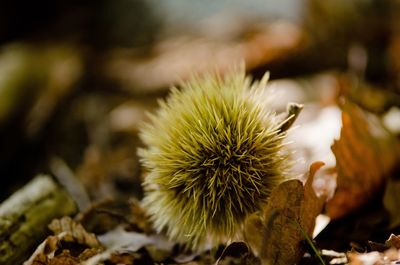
[302,162,328,235]
[243,212,265,256]
[347,251,382,265]
[25,217,103,265]
[49,216,101,248]
[257,161,326,265]
[25,233,100,265]
[108,252,136,264]
[346,234,400,264]
[326,101,400,219]
[78,249,102,261]
[386,234,400,249]
[347,248,400,265]
[48,250,79,265]
[24,235,60,265]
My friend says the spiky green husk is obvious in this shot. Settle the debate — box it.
[138,69,288,249]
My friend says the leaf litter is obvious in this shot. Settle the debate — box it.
[21,90,400,265]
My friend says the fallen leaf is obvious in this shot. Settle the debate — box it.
[243,212,265,256]
[24,235,60,265]
[47,250,79,265]
[339,234,400,265]
[347,248,400,265]
[107,252,137,264]
[25,217,103,265]
[386,234,400,249]
[347,251,382,265]
[48,216,101,248]
[302,162,328,236]
[78,249,102,261]
[25,231,101,265]
[326,101,400,219]
[256,161,326,265]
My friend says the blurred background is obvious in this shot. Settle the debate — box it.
[0,0,399,205]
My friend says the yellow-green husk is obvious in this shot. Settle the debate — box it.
[139,69,288,249]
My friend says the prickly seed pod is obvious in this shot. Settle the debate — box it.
[138,68,298,250]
